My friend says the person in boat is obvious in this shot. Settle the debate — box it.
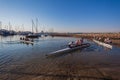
[101,37,104,42]
[104,38,112,43]
[95,37,99,40]
[20,37,22,40]
[75,39,82,46]
[22,37,25,40]
[69,38,84,48]
[98,37,101,41]
[68,41,76,48]
[25,38,29,41]
[80,38,83,45]
[75,40,79,46]
[104,38,107,43]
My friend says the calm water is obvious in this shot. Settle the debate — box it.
[0,35,120,80]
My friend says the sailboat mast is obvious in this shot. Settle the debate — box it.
[32,19,34,33]
[0,21,2,30]
[22,24,24,32]
[9,22,11,31]
[36,18,38,33]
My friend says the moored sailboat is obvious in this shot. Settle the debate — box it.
[26,19,39,38]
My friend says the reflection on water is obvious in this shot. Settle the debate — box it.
[0,35,120,80]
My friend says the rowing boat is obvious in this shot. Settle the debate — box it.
[46,43,90,56]
[20,40,34,44]
[93,39,112,49]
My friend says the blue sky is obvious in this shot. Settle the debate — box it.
[0,0,120,32]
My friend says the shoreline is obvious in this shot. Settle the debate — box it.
[51,33,120,45]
